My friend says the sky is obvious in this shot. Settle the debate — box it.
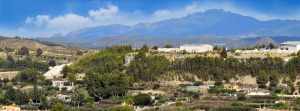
[1,0,300,37]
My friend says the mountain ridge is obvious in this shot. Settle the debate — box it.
[40,9,300,48]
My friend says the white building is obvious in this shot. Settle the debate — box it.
[179,44,213,53]
[43,64,71,79]
[125,56,134,66]
[52,80,74,90]
[247,88,269,96]
[57,94,72,102]
[157,48,180,52]
[280,41,300,53]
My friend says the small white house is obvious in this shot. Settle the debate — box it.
[125,56,134,66]
[179,44,213,53]
[280,41,300,53]
[57,94,72,102]
[52,80,74,90]
[247,88,269,96]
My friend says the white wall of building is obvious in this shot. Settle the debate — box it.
[180,44,213,53]
[280,41,300,53]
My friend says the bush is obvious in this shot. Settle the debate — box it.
[258,84,267,88]
[111,105,134,111]
[134,93,152,106]
[155,101,162,106]
[3,78,9,83]
[237,93,246,101]
[169,97,176,102]
[193,81,203,86]
[191,105,211,111]
[155,94,162,100]
[231,102,243,106]
[214,81,223,86]
[51,103,65,111]
[176,101,183,106]
[152,84,160,90]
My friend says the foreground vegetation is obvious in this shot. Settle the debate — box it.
[3,44,300,110]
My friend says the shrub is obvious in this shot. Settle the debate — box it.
[193,81,203,86]
[237,93,246,101]
[176,101,183,106]
[134,93,152,106]
[152,84,160,90]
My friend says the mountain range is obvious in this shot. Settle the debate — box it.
[37,9,300,48]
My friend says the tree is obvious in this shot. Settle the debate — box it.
[256,71,269,88]
[15,89,30,105]
[194,81,203,86]
[237,93,246,101]
[36,48,43,57]
[51,103,65,111]
[5,47,14,52]
[76,51,84,55]
[17,68,39,83]
[152,84,160,90]
[39,95,48,110]
[84,70,132,100]
[268,43,276,49]
[48,60,56,67]
[111,105,134,111]
[220,47,227,58]
[61,65,71,77]
[3,78,9,83]
[134,93,151,106]
[7,55,15,68]
[140,44,149,52]
[4,87,16,102]
[18,47,29,55]
[213,46,219,51]
[151,45,158,50]
[71,89,85,107]
[32,85,40,103]
[164,44,173,48]
[67,73,76,82]
[230,47,236,53]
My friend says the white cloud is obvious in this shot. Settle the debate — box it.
[153,10,171,17]
[88,3,120,19]
[25,17,33,24]
[35,15,50,27]
[18,27,27,32]
[47,14,91,28]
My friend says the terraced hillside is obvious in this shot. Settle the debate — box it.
[0,38,64,50]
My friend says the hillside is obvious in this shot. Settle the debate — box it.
[0,38,64,50]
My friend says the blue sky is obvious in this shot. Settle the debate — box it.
[0,0,300,37]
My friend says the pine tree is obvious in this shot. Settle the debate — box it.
[220,47,227,58]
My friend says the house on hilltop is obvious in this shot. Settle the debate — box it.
[280,41,300,53]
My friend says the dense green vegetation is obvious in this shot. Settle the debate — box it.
[0,55,48,71]
[67,45,300,102]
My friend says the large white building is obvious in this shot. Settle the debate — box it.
[179,44,213,53]
[43,64,71,79]
[280,41,300,53]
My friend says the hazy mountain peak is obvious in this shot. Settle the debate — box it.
[51,33,64,38]
[63,9,300,40]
